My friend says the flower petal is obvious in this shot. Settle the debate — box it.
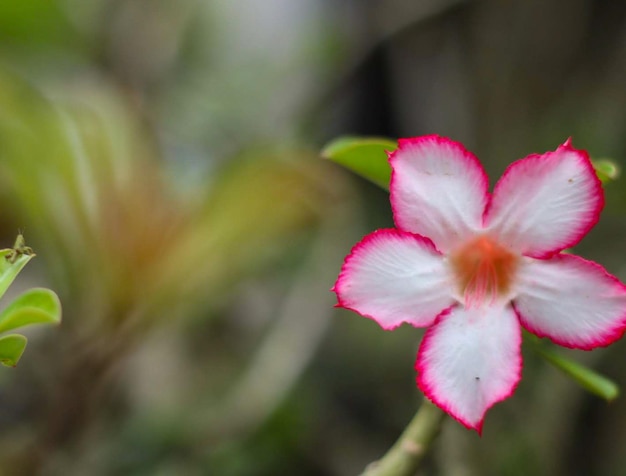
[389,136,489,253]
[514,254,626,349]
[485,139,603,258]
[333,229,455,330]
[416,304,522,433]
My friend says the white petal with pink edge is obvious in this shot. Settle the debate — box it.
[389,136,489,253]
[485,140,603,258]
[514,254,626,349]
[333,229,456,330]
[416,304,522,433]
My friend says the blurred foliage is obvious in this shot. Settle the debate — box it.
[0,1,625,476]
[0,64,351,474]
[0,2,355,472]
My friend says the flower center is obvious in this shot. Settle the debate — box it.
[450,235,518,307]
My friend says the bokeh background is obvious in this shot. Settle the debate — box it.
[0,1,626,475]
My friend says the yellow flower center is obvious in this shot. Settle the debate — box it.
[450,235,519,307]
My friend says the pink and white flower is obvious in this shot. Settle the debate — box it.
[333,135,626,433]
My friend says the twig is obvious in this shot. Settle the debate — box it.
[361,398,446,476]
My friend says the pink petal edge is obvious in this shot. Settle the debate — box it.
[388,135,490,252]
[514,254,626,350]
[485,138,604,258]
[415,308,523,435]
[333,228,452,331]
[391,136,490,192]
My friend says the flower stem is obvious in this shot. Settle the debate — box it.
[360,398,446,476]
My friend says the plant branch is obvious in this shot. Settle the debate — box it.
[361,398,446,476]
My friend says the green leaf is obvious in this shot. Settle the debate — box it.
[0,0,80,50]
[0,249,35,301]
[322,137,397,190]
[0,288,61,334]
[533,344,619,401]
[0,334,27,367]
[592,159,620,183]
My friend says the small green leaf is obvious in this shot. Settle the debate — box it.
[592,159,620,183]
[0,232,36,301]
[0,249,34,301]
[534,344,619,401]
[0,334,27,367]
[322,137,397,190]
[0,288,61,334]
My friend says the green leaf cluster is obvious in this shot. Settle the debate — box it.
[0,236,61,367]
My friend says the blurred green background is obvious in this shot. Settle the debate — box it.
[1,1,626,475]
